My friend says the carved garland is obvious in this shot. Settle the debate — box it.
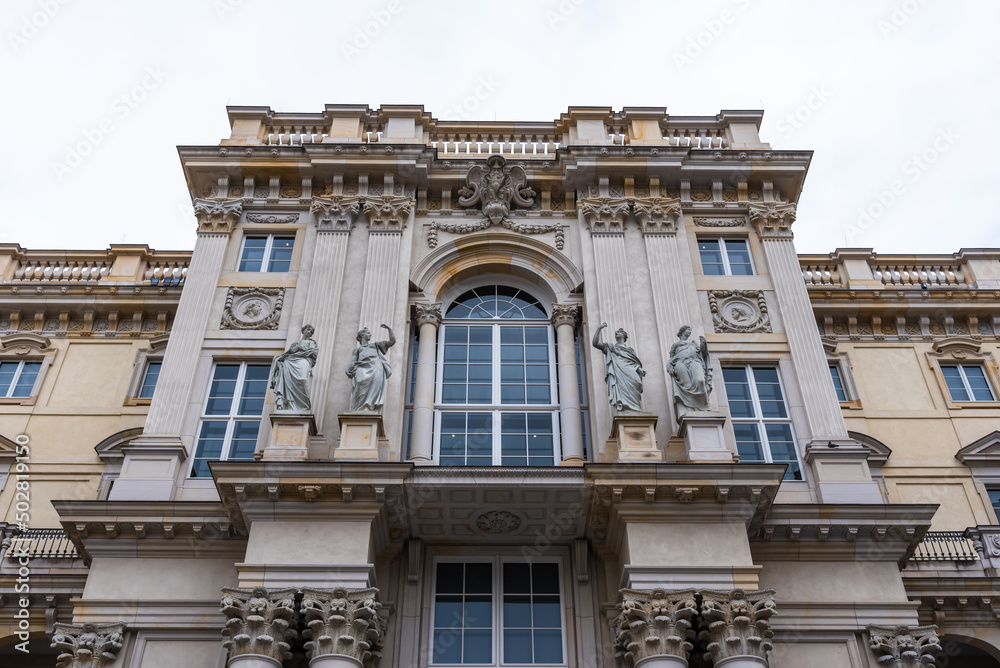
[246,213,299,224]
[428,218,564,250]
[709,290,771,333]
[693,216,746,227]
[221,287,285,330]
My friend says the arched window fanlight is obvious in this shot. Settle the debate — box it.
[445,285,546,320]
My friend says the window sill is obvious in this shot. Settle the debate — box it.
[839,400,864,410]
[123,397,152,407]
[0,396,37,406]
[945,401,1000,410]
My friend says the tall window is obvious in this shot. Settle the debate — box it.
[941,364,995,401]
[238,235,295,272]
[436,286,559,466]
[432,559,565,666]
[723,366,802,480]
[190,362,269,477]
[698,238,753,276]
[138,361,161,399]
[0,361,41,398]
[829,364,847,401]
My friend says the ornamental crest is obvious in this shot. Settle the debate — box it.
[458,155,535,224]
[221,287,285,330]
[709,290,771,333]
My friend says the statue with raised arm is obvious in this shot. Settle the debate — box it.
[346,324,396,412]
[668,325,712,419]
[270,324,318,412]
[592,323,646,412]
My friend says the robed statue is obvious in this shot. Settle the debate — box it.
[668,325,712,419]
[346,324,396,412]
[270,324,318,412]
[592,323,646,412]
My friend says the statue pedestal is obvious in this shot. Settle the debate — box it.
[804,441,884,503]
[262,412,316,461]
[334,413,385,461]
[677,412,734,462]
[607,412,663,463]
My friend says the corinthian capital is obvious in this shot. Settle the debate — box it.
[311,195,362,233]
[550,303,579,329]
[301,587,386,668]
[612,588,698,667]
[580,196,630,234]
[415,303,443,327]
[698,588,776,663]
[220,586,297,663]
[363,195,413,231]
[867,625,941,667]
[193,198,243,234]
[747,202,796,240]
[632,197,682,236]
[51,621,126,668]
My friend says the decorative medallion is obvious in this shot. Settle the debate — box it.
[221,287,285,330]
[475,510,522,534]
[709,290,771,333]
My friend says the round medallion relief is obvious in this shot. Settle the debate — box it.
[475,510,522,535]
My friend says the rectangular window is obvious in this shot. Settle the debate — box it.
[191,362,269,477]
[432,559,564,667]
[138,361,161,399]
[829,364,847,401]
[941,364,996,401]
[0,360,41,398]
[238,235,295,272]
[989,488,1000,521]
[698,238,754,276]
[723,366,802,481]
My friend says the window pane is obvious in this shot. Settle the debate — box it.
[238,237,267,271]
[941,365,970,401]
[205,364,240,415]
[733,424,764,461]
[192,421,227,477]
[432,630,462,664]
[465,598,492,628]
[229,420,261,460]
[0,362,18,395]
[503,629,532,663]
[139,361,161,398]
[723,367,754,417]
[962,365,995,401]
[753,368,787,418]
[267,237,294,272]
[724,239,753,275]
[698,239,725,275]
[238,365,270,415]
[11,362,41,397]
[465,562,492,593]
[829,365,847,401]
[534,629,563,663]
[504,562,531,593]
[532,563,560,594]
[989,489,1000,517]
[436,563,464,594]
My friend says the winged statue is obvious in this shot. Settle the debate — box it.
[458,155,535,224]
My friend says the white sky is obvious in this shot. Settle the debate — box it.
[2,0,997,254]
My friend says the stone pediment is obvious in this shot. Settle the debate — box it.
[94,427,145,466]
[956,431,1000,466]
[848,431,893,465]
[0,434,19,461]
[0,332,52,353]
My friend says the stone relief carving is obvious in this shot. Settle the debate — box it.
[748,202,797,239]
[301,587,386,667]
[475,510,522,534]
[611,588,698,666]
[364,195,413,230]
[592,323,645,412]
[51,621,126,668]
[270,324,318,412]
[311,195,362,233]
[693,216,746,227]
[427,218,565,250]
[866,624,941,667]
[221,287,285,330]
[709,290,771,333]
[632,197,681,235]
[414,302,443,328]
[580,197,630,233]
[458,155,535,224]
[193,198,243,234]
[549,303,579,329]
[668,325,712,418]
[698,588,776,663]
[246,213,299,224]
[347,325,396,412]
[220,586,297,663]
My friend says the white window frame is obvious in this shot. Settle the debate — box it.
[0,360,43,398]
[237,233,295,272]
[940,363,996,402]
[433,321,561,466]
[723,364,803,480]
[125,335,169,405]
[429,556,568,668]
[189,361,268,477]
[697,237,755,276]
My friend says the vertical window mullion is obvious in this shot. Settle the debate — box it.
[720,242,733,275]
[959,366,973,397]
[262,235,275,270]
[8,361,24,398]
[744,366,772,464]
[223,362,249,461]
[492,410,501,466]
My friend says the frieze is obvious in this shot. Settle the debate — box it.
[693,216,746,227]
[246,213,299,224]
[221,287,285,330]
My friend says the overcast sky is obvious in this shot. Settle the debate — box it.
[2,0,997,255]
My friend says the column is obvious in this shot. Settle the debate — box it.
[866,625,941,668]
[220,586,297,668]
[699,589,776,668]
[611,588,697,667]
[302,587,387,668]
[409,303,441,463]
[51,621,127,667]
[551,303,585,465]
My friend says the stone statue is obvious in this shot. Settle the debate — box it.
[270,324,318,412]
[668,325,713,419]
[592,323,646,412]
[346,324,396,412]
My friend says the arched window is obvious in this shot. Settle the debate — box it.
[436,285,559,466]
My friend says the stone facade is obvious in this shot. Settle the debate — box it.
[0,106,997,666]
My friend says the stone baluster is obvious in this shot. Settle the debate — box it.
[220,586,297,668]
[866,625,941,667]
[611,588,698,668]
[51,621,126,668]
[409,303,441,463]
[301,587,387,668]
[698,588,776,668]
[551,303,585,465]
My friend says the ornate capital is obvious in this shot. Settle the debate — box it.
[632,197,681,236]
[194,198,243,234]
[51,621,126,668]
[612,588,698,667]
[363,195,413,231]
[220,586,297,662]
[867,625,941,667]
[550,303,579,329]
[748,202,796,239]
[415,303,443,328]
[580,196,630,234]
[302,587,386,667]
[311,195,361,233]
[698,588,776,663]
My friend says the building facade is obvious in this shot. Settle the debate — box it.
[0,105,999,667]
